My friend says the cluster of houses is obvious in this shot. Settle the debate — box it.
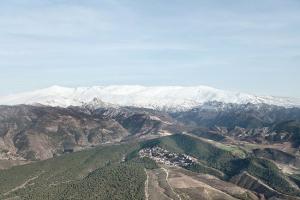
[139,146,197,167]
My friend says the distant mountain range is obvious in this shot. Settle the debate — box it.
[1,86,300,199]
[0,85,300,111]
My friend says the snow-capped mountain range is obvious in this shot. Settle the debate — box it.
[0,85,299,111]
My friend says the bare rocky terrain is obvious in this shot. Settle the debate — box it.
[0,105,178,161]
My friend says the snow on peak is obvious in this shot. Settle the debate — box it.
[0,85,299,110]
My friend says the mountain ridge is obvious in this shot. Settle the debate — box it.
[0,85,300,111]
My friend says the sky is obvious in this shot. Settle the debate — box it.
[0,0,299,97]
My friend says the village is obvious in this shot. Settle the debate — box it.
[139,146,198,167]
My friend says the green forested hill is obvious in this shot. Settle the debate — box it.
[0,134,299,199]
[0,143,142,199]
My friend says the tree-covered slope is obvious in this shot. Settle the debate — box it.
[0,134,299,199]
[56,163,145,200]
[0,143,141,199]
